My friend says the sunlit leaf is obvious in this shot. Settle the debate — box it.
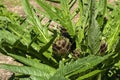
[0,64,52,79]
[87,0,101,54]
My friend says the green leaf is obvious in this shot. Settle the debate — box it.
[8,24,31,46]
[49,61,69,80]
[107,22,120,51]
[87,0,101,54]
[30,76,47,80]
[7,53,56,74]
[39,32,57,54]
[53,53,113,78]
[77,0,83,27]
[36,0,75,37]
[22,0,49,43]
[0,16,11,22]
[76,27,84,46]
[76,70,102,80]
[0,30,18,45]
[103,4,120,52]
[98,0,107,16]
[36,0,61,21]
[19,78,31,80]
[49,75,69,80]
[97,0,107,26]
[0,64,52,79]
[60,0,75,37]
[87,20,101,54]
[115,60,120,68]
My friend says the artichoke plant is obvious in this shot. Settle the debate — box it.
[0,0,120,80]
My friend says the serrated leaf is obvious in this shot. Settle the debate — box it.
[0,64,52,79]
[36,0,75,37]
[87,20,101,54]
[0,16,11,22]
[49,75,69,80]
[39,32,57,54]
[30,76,48,80]
[22,0,49,43]
[36,0,61,21]
[103,4,120,52]
[76,70,102,80]
[60,0,75,37]
[8,24,31,46]
[107,22,120,51]
[96,0,107,26]
[87,0,101,54]
[76,27,84,46]
[8,53,56,74]
[53,53,113,78]
[0,30,18,45]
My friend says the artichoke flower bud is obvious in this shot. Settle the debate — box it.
[52,36,71,57]
[100,39,107,54]
[72,49,81,59]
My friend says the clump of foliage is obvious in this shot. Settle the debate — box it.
[0,0,120,80]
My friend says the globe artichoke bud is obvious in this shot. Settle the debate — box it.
[72,49,81,59]
[100,39,107,54]
[52,36,71,57]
